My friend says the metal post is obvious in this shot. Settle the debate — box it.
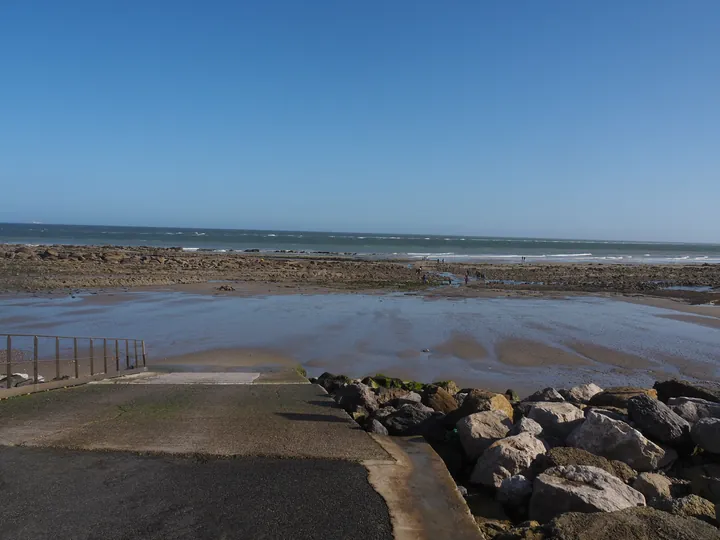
[134,340,138,368]
[103,339,108,374]
[125,339,129,370]
[89,338,94,376]
[142,341,147,366]
[33,336,39,384]
[115,340,120,371]
[55,337,60,380]
[73,338,79,378]
[6,335,12,389]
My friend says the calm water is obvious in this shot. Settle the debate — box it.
[1,291,718,394]
[2,223,720,263]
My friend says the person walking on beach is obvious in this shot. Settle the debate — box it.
[464,274,469,285]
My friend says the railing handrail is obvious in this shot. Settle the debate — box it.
[0,333,143,341]
[2,333,147,389]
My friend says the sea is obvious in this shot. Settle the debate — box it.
[2,223,720,264]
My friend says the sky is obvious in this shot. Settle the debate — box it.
[1,1,719,242]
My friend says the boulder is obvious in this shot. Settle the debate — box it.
[691,418,720,453]
[376,387,411,406]
[381,403,443,437]
[392,391,422,407]
[627,394,691,447]
[316,372,351,393]
[632,472,673,500]
[333,383,379,414]
[471,433,546,488]
[525,388,565,403]
[528,402,585,440]
[457,410,513,460]
[422,386,458,414]
[655,494,717,524]
[584,406,630,423]
[567,410,667,471]
[562,383,603,404]
[533,447,637,483]
[529,465,646,523]
[372,406,397,422]
[446,389,514,425]
[588,387,658,408]
[548,506,720,540]
[670,397,720,424]
[497,475,533,507]
[509,417,544,438]
[366,419,388,435]
[431,380,460,395]
[654,379,720,404]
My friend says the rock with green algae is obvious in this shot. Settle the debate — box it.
[432,380,460,395]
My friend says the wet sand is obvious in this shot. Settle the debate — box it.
[2,289,718,396]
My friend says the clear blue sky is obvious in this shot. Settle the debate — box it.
[1,1,719,242]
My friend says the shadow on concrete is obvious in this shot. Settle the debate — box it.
[307,399,341,408]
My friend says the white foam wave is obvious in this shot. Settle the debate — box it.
[182,247,200,252]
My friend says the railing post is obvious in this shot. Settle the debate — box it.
[73,338,79,379]
[6,335,12,389]
[134,340,138,368]
[33,336,39,384]
[125,339,130,370]
[142,340,147,366]
[55,337,60,380]
[89,338,94,376]
[103,339,108,374]
[115,340,120,372]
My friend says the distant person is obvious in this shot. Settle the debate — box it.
[464,274,469,285]
[422,274,427,284]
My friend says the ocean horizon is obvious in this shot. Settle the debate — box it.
[2,222,720,264]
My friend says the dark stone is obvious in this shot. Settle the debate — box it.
[421,386,458,414]
[525,388,565,403]
[588,387,657,408]
[366,419,388,436]
[627,394,691,448]
[381,403,443,437]
[654,379,720,404]
[532,447,637,483]
[548,507,720,540]
[334,383,379,414]
[316,372,351,394]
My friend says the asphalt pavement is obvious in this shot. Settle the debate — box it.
[0,445,393,540]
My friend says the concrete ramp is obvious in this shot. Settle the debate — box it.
[97,371,262,384]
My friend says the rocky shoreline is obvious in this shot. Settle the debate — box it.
[314,373,720,539]
[1,244,720,304]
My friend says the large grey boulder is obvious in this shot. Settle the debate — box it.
[563,383,603,404]
[548,506,720,540]
[654,494,717,524]
[529,465,646,523]
[508,416,544,437]
[627,394,691,447]
[691,418,720,454]
[567,410,667,471]
[526,387,565,402]
[632,472,673,500]
[654,379,720,404]
[528,402,585,440]
[365,419,389,435]
[533,446,637,483]
[381,403,442,436]
[445,389,514,425]
[456,410,512,460]
[334,383,379,414]
[670,397,720,424]
[470,432,546,488]
[497,475,533,507]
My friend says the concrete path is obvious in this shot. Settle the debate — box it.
[0,362,480,539]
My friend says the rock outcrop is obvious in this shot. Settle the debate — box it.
[471,433,546,488]
[567,410,667,471]
[527,402,585,440]
[457,410,513,460]
[627,394,691,447]
[529,465,645,523]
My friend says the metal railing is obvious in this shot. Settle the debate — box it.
[0,333,147,389]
